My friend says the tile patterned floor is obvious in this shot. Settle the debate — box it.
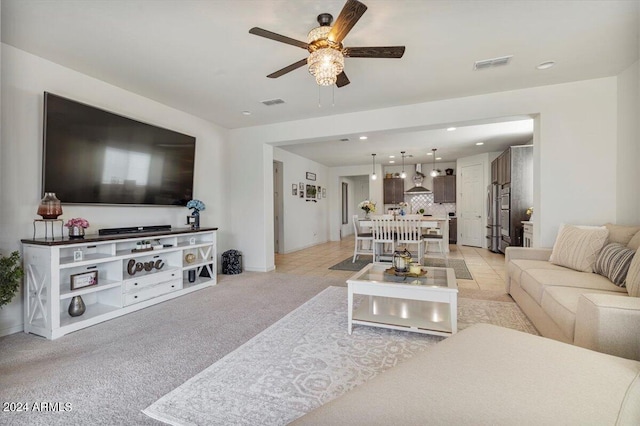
[274,236,509,295]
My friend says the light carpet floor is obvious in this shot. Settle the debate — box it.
[0,272,346,426]
[144,286,537,426]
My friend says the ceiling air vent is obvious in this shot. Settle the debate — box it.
[339,138,350,142]
[473,55,513,70]
[260,98,285,106]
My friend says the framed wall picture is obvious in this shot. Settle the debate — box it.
[70,270,98,290]
[299,189,304,198]
[306,172,316,181]
[306,184,317,198]
[292,184,297,196]
[317,186,322,199]
[322,188,326,198]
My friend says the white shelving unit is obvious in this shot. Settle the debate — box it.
[22,228,217,339]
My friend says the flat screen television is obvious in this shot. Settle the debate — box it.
[42,92,196,206]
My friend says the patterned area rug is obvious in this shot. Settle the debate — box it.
[144,287,537,426]
[329,256,473,280]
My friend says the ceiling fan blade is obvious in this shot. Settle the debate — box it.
[336,71,350,88]
[249,27,308,49]
[328,0,368,44]
[267,58,308,78]
[344,46,406,58]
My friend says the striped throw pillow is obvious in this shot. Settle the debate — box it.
[594,243,636,287]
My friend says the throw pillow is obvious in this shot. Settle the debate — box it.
[628,231,640,250]
[625,250,640,297]
[604,223,640,246]
[549,224,609,273]
[594,243,635,287]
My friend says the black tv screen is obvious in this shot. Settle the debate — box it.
[42,92,195,206]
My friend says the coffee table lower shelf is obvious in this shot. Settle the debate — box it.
[352,296,454,337]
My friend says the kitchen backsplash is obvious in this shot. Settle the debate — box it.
[405,193,456,216]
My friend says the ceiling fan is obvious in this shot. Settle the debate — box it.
[248,0,405,87]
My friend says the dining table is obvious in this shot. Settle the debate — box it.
[358,216,450,253]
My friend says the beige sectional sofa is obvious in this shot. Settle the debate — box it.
[293,324,640,425]
[506,224,640,361]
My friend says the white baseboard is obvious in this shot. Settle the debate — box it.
[244,265,276,272]
[281,240,329,254]
[0,323,24,338]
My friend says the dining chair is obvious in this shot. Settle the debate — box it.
[395,217,425,263]
[352,215,373,263]
[422,221,445,256]
[371,215,395,262]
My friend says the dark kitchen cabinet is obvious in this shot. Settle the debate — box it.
[433,175,456,203]
[383,178,405,204]
[449,218,457,244]
[494,149,512,185]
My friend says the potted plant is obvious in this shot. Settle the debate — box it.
[0,251,24,308]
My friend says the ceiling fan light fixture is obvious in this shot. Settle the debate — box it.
[308,47,344,86]
[307,25,344,86]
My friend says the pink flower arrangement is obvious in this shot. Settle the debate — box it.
[64,218,90,229]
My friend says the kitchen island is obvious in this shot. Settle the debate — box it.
[358,216,450,253]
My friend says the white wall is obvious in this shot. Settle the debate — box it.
[273,147,329,254]
[328,164,382,241]
[616,60,639,224]
[0,45,228,336]
[229,76,621,270]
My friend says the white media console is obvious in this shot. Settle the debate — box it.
[21,227,217,339]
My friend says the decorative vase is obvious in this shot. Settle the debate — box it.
[68,295,86,317]
[37,192,63,219]
[188,269,196,283]
[68,226,85,239]
[191,210,200,230]
[364,210,370,219]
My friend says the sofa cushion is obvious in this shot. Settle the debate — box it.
[628,231,640,250]
[541,286,626,340]
[508,259,567,286]
[520,268,625,305]
[594,243,635,287]
[604,223,640,246]
[549,224,608,273]
[626,250,640,297]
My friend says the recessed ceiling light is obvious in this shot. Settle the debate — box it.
[446,127,456,132]
[389,155,395,158]
[241,110,252,116]
[536,61,555,70]
[389,160,395,164]
[436,157,442,160]
[359,136,368,140]
[427,152,433,156]
[476,142,484,146]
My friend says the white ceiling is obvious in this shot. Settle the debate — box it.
[2,0,637,166]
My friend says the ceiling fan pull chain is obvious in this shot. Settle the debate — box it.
[332,85,335,107]
[318,86,322,108]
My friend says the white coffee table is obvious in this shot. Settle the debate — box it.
[347,263,458,337]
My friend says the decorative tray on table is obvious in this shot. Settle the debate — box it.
[384,267,428,278]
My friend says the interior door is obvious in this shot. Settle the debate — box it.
[459,163,484,247]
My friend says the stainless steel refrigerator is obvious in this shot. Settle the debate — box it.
[486,183,500,253]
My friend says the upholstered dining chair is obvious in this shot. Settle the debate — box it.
[422,221,445,256]
[371,215,395,262]
[352,215,373,262]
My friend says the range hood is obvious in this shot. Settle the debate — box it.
[404,164,432,194]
